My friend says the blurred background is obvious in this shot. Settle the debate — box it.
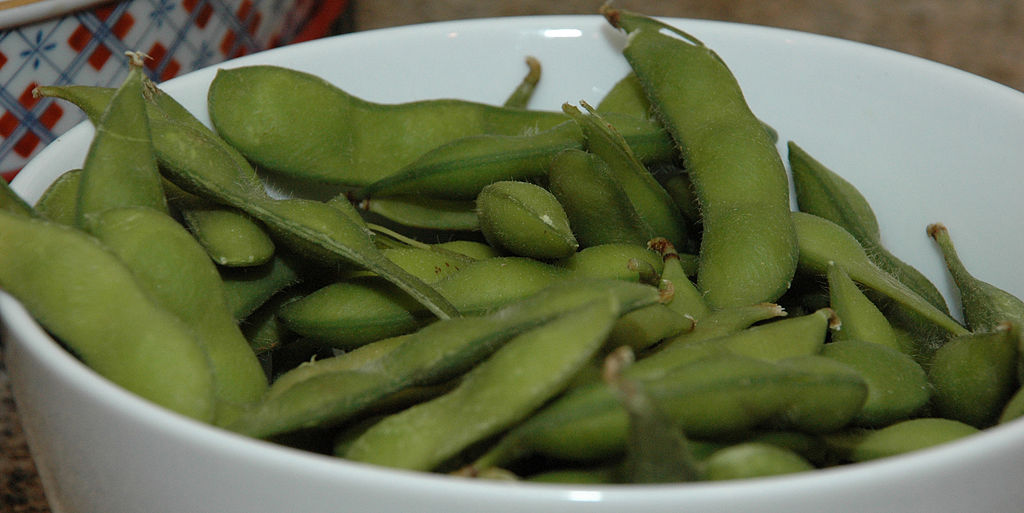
[1,1,1021,511]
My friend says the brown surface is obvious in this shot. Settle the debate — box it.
[2,1,1022,511]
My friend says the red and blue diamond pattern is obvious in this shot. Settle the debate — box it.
[0,0,350,181]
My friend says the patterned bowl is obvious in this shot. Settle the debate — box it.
[0,0,352,181]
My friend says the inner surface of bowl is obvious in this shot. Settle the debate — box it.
[5,14,1024,513]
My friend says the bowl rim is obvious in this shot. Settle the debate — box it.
[0,0,109,30]
[5,13,1024,505]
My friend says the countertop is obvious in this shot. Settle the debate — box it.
[2,1,1022,511]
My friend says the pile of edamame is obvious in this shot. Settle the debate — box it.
[3,8,1023,484]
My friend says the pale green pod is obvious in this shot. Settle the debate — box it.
[32,168,82,225]
[344,297,620,471]
[821,338,930,427]
[502,55,542,109]
[928,223,1024,332]
[791,211,966,341]
[789,141,949,314]
[557,243,664,283]
[772,355,868,433]
[0,211,215,421]
[928,324,1019,427]
[85,207,268,425]
[476,180,578,259]
[358,195,479,232]
[547,148,653,248]
[562,101,690,250]
[229,279,662,439]
[703,443,815,481]
[846,418,979,462]
[74,53,167,225]
[827,262,909,354]
[432,239,503,260]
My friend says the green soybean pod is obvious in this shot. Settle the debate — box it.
[74,52,167,224]
[471,355,797,468]
[703,443,815,481]
[562,101,690,250]
[846,418,979,462]
[557,243,664,284]
[502,56,542,109]
[86,207,268,425]
[791,211,966,339]
[32,168,82,224]
[164,184,275,268]
[928,223,1024,332]
[789,141,949,313]
[596,72,650,118]
[137,101,459,321]
[277,257,569,348]
[0,210,215,420]
[357,195,479,232]
[432,239,503,260]
[928,324,1019,428]
[547,148,653,248]
[637,308,836,381]
[228,279,662,439]
[821,338,931,427]
[603,347,701,483]
[827,262,909,354]
[220,251,304,321]
[605,8,798,309]
[35,77,277,254]
[772,355,868,433]
[476,180,578,260]
[207,65,568,187]
[343,296,620,471]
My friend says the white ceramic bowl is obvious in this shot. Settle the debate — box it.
[5,15,1024,513]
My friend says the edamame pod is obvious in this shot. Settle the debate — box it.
[476,180,578,259]
[278,257,567,347]
[502,56,541,109]
[928,324,1020,427]
[86,207,268,424]
[928,223,1024,332]
[32,168,81,224]
[74,52,167,225]
[343,296,620,471]
[228,279,662,438]
[164,183,275,267]
[556,243,664,284]
[789,141,949,313]
[357,195,479,232]
[562,101,690,250]
[596,72,650,118]
[603,347,701,483]
[547,148,653,248]
[605,8,798,308]
[842,418,979,462]
[827,262,909,353]
[475,353,861,468]
[792,211,966,340]
[0,211,215,420]
[354,112,676,201]
[703,443,814,481]
[220,251,304,321]
[821,338,930,427]
[207,65,567,187]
